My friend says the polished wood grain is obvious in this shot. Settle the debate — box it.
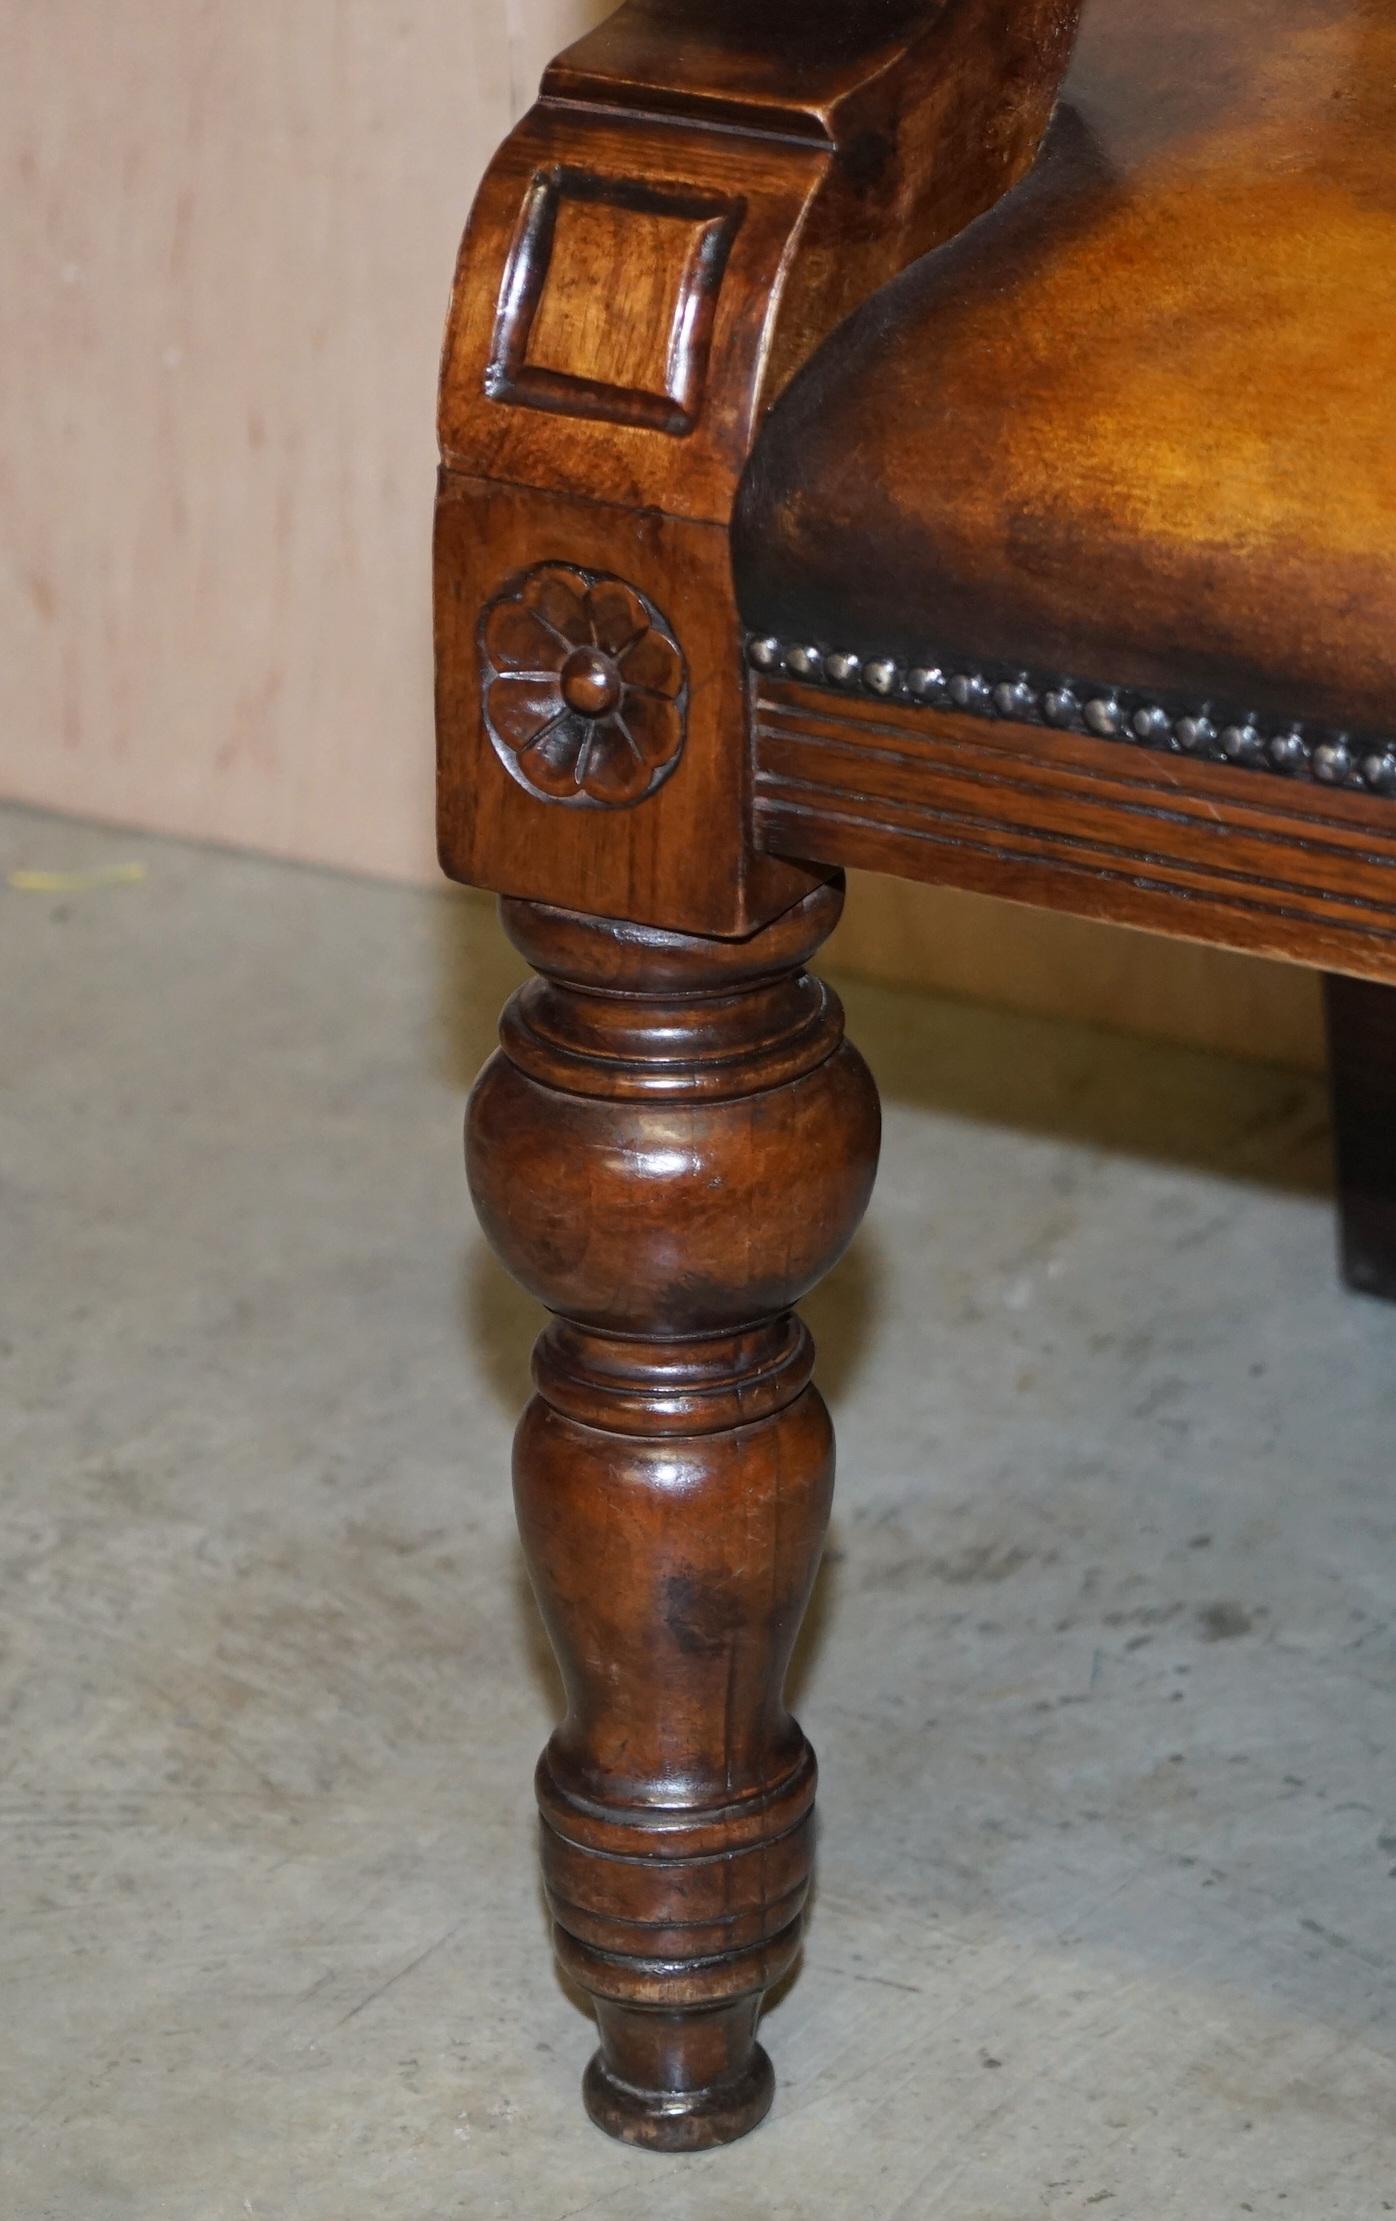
[438,0,1396,2155]
[465,881,879,2146]
[437,0,1081,2144]
[494,172,742,434]
[753,677,1396,983]
[436,0,1081,933]
[541,0,1084,406]
[434,471,814,933]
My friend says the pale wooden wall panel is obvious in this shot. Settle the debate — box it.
[825,877,1324,1070]
[3,1,1319,1066]
[507,0,610,112]
[4,1,520,881]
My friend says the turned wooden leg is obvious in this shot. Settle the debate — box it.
[465,878,879,2149]
[1325,972,1396,1300]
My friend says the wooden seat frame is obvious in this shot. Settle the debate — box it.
[434,0,1396,2147]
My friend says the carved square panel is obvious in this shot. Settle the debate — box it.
[486,166,745,437]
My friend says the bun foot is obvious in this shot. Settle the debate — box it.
[583,2035,775,2152]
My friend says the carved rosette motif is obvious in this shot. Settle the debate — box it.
[480,564,688,808]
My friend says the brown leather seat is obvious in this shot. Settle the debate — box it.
[735,0,1396,783]
[439,0,1396,2150]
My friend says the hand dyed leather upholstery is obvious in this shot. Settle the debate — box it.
[736,0,1396,762]
[438,0,1396,2153]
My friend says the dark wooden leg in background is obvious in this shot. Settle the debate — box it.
[1325,972,1396,1300]
[465,878,879,2149]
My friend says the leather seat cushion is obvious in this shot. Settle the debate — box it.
[734,0,1396,751]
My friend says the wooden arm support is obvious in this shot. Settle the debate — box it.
[436,0,1080,2149]
[436,0,1081,934]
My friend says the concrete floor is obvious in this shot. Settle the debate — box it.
[4,803,1396,2220]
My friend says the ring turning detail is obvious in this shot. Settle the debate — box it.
[466,881,881,2146]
